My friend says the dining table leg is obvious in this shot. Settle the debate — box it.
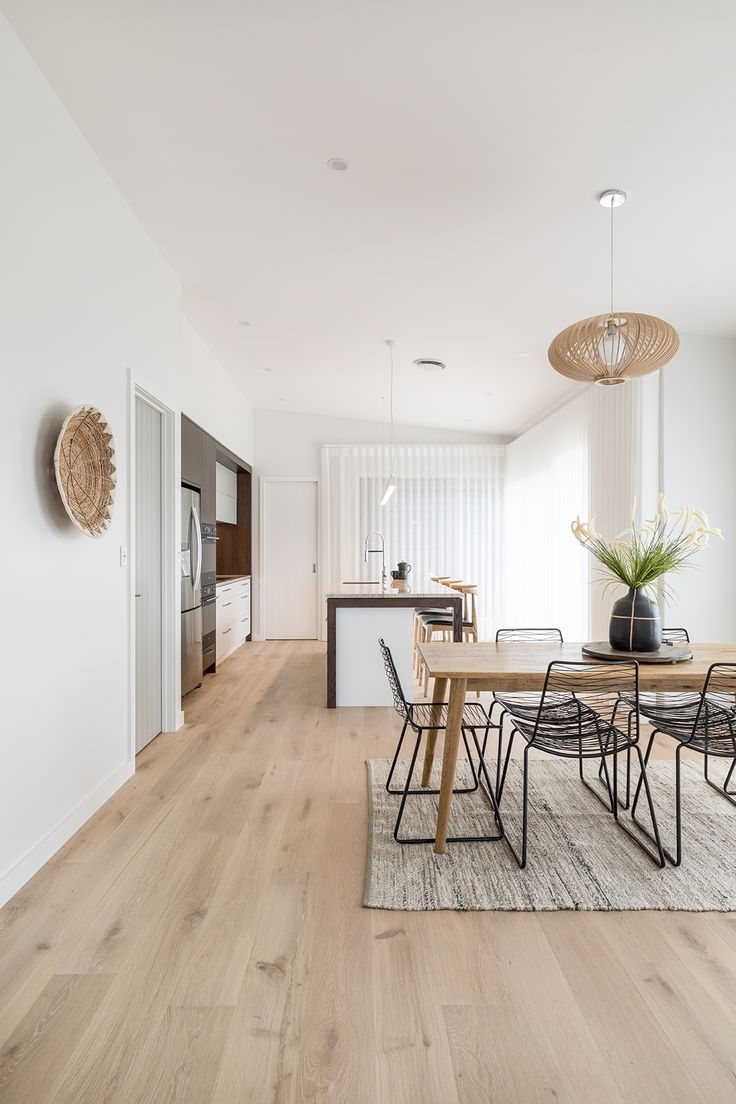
[434,677,467,854]
[421,677,448,787]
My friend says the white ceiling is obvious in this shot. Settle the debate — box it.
[5,0,736,435]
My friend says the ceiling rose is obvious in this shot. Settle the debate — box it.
[548,190,679,385]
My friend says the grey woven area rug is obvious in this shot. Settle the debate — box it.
[364,758,736,911]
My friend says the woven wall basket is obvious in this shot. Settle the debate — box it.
[54,405,117,537]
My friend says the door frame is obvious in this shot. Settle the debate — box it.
[128,377,180,763]
[259,476,320,641]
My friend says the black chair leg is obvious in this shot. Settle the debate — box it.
[494,742,528,869]
[387,723,478,797]
[496,727,516,803]
[386,719,409,792]
[578,732,664,867]
[468,729,505,836]
[393,728,506,847]
[630,730,676,866]
[393,731,425,842]
[596,737,631,809]
[703,753,736,808]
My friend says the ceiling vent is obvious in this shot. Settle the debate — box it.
[413,359,446,372]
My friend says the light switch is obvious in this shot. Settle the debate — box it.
[120,545,128,567]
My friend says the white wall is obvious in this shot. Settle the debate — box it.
[504,391,590,640]
[0,15,252,906]
[252,408,507,638]
[661,335,736,640]
[254,407,506,477]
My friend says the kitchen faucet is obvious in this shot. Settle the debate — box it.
[363,531,387,591]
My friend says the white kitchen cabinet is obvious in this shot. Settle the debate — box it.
[216,462,238,523]
[216,576,251,662]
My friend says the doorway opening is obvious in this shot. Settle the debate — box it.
[131,385,178,757]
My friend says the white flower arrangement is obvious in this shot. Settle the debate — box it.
[571,494,723,594]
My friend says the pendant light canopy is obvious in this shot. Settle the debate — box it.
[548,190,679,386]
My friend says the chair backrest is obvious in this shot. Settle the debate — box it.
[378,638,410,719]
[662,627,690,645]
[454,584,478,633]
[496,627,564,644]
[536,660,639,741]
[700,663,736,712]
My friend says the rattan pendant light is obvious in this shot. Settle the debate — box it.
[548,190,679,386]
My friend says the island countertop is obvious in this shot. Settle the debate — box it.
[326,586,458,600]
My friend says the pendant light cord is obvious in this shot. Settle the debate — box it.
[609,199,615,318]
[385,339,396,477]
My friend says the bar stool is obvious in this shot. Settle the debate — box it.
[413,577,464,679]
[419,584,479,697]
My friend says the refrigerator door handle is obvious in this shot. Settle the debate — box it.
[191,504,203,591]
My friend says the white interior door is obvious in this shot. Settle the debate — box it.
[264,480,318,639]
[135,396,163,752]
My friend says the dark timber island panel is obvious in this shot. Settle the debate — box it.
[326,593,464,708]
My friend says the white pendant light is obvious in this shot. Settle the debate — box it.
[379,481,396,507]
[548,190,679,385]
[380,339,397,507]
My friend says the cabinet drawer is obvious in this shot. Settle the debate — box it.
[216,596,237,631]
[217,623,235,658]
[233,615,250,649]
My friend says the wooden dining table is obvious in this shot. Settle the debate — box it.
[416,640,736,854]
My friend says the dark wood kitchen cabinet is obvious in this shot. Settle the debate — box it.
[201,431,217,525]
[181,414,203,489]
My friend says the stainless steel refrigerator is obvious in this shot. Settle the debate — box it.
[181,486,203,696]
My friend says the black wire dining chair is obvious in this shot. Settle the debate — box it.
[495,628,565,645]
[487,628,565,799]
[491,660,665,869]
[378,638,505,845]
[596,627,692,810]
[661,627,691,646]
[630,662,736,866]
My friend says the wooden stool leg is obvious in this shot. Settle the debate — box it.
[423,630,434,697]
[416,621,427,683]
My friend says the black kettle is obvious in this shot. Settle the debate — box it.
[396,561,412,580]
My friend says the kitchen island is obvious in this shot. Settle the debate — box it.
[326,586,463,707]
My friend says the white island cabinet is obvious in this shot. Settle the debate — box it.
[216,576,251,662]
[325,587,463,707]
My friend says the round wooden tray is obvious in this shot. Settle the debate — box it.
[582,642,693,664]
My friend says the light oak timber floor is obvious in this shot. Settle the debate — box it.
[0,641,735,1103]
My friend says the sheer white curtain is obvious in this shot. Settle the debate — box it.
[321,445,504,637]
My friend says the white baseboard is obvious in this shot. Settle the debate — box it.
[0,758,134,909]
[175,709,186,731]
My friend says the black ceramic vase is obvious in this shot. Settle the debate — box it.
[609,587,662,652]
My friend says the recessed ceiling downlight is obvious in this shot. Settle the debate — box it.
[413,358,446,372]
[327,157,349,172]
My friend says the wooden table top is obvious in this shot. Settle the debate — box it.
[417,641,736,692]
